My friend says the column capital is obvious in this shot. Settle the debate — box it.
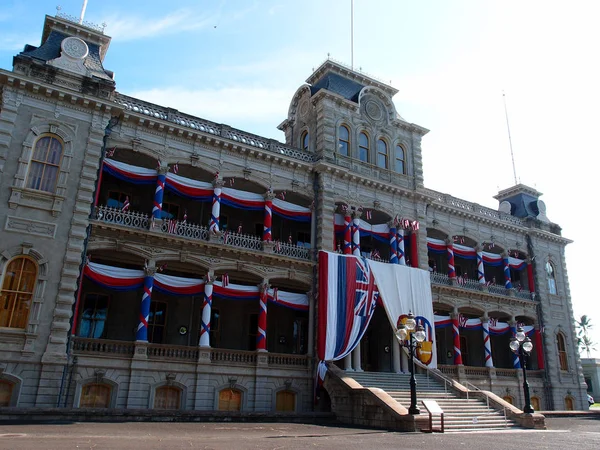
[351,209,362,220]
[264,190,276,201]
[144,261,157,277]
[213,178,224,188]
[158,166,169,176]
[480,312,489,322]
[337,204,350,215]
[445,238,453,246]
[475,244,482,252]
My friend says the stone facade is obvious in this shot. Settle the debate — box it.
[0,12,587,414]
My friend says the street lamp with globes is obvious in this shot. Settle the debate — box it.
[509,326,535,413]
[395,312,427,415]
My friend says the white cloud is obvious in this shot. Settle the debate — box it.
[103,9,216,41]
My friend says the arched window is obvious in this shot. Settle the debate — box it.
[358,132,369,162]
[531,396,541,411]
[376,139,388,169]
[546,261,557,294]
[276,390,296,412]
[154,386,181,410]
[218,388,242,411]
[300,131,309,151]
[80,383,111,408]
[557,333,568,371]
[338,125,350,157]
[0,381,14,407]
[502,395,513,405]
[395,145,406,174]
[26,134,63,192]
[0,256,37,329]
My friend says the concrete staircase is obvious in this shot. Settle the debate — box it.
[347,371,519,432]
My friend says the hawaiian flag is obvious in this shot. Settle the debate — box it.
[317,251,379,363]
[489,317,498,327]
[458,313,468,328]
[122,196,130,212]
[183,210,187,223]
[275,241,282,252]
[288,234,293,244]
[365,210,372,220]
[167,219,178,234]
[172,162,179,174]
[106,147,116,157]
[222,273,229,287]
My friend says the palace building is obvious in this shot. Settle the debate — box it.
[0,12,588,421]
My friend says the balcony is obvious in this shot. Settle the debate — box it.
[429,272,534,301]
[93,206,311,261]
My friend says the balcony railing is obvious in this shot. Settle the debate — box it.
[430,271,452,286]
[487,284,508,295]
[71,337,311,368]
[94,206,310,260]
[95,206,150,230]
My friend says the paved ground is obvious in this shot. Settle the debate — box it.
[0,417,599,450]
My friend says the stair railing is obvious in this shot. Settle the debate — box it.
[463,380,489,410]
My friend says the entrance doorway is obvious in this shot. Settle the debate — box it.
[361,307,392,372]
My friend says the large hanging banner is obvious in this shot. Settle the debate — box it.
[366,259,437,368]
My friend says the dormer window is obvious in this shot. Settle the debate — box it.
[359,132,369,162]
[377,139,388,169]
[300,131,309,151]
[395,144,406,174]
[338,125,350,157]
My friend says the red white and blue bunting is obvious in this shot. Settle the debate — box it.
[103,159,310,222]
[334,214,390,243]
[434,314,534,336]
[426,238,526,270]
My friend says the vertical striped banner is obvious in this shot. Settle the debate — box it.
[136,275,154,341]
[263,199,273,241]
[452,315,463,365]
[482,320,494,367]
[352,217,361,256]
[343,215,352,254]
[527,262,535,295]
[257,285,268,351]
[447,243,456,278]
[503,256,513,289]
[152,172,166,218]
[389,226,398,264]
[409,232,418,267]
[397,229,406,265]
[199,280,213,347]
[209,185,222,233]
[477,250,485,284]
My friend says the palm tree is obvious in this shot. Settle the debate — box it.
[576,315,596,358]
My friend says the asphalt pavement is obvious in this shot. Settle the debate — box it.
[0,417,599,450]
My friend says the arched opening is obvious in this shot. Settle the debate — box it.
[557,333,568,371]
[26,134,64,193]
[154,386,182,410]
[266,279,309,355]
[0,380,14,407]
[503,395,514,405]
[80,383,111,408]
[531,396,541,411]
[358,132,369,162]
[338,125,350,157]
[275,390,296,412]
[218,388,242,411]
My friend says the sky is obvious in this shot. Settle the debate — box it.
[1,1,599,357]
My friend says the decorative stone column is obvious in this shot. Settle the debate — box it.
[209,177,223,234]
[352,344,362,372]
[344,354,353,371]
[451,310,463,365]
[481,313,494,368]
[136,265,156,342]
[199,272,214,348]
[256,282,268,352]
[152,166,168,219]
[343,209,352,255]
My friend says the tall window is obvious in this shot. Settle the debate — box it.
[338,125,350,157]
[395,145,406,174]
[26,135,63,192]
[377,139,388,168]
[80,383,111,408]
[0,257,36,329]
[148,301,167,344]
[154,386,181,410]
[546,261,557,295]
[300,131,309,151]
[358,132,369,162]
[79,294,109,339]
[107,190,131,209]
[557,333,568,371]
[248,313,258,351]
[160,202,180,220]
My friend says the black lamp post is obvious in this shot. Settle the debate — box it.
[395,312,426,415]
[510,326,535,414]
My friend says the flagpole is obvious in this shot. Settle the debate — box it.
[351,0,354,69]
[79,0,89,24]
[503,91,518,185]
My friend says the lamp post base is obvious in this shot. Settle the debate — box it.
[409,406,420,415]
